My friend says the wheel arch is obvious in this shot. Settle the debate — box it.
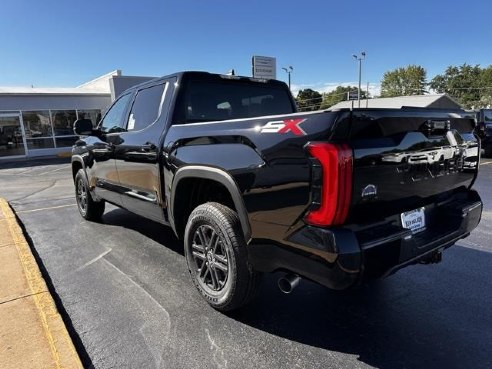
[71,156,85,181]
[170,166,251,242]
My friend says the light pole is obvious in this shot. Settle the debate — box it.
[282,66,293,90]
[352,52,366,108]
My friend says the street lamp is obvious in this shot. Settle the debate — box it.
[282,66,293,90]
[352,52,366,108]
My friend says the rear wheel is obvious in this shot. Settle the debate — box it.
[75,169,105,221]
[184,202,261,311]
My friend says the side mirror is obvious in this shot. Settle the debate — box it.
[73,119,94,136]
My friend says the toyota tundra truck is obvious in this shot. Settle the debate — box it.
[71,71,482,311]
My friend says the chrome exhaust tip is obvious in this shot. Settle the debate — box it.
[278,274,301,294]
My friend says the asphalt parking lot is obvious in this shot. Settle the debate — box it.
[1,158,491,369]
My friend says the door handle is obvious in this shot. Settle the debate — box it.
[93,141,114,152]
[141,143,156,152]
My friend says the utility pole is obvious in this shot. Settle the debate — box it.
[352,52,366,108]
[282,66,293,90]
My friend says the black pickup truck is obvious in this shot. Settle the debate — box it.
[72,71,482,311]
[475,108,492,157]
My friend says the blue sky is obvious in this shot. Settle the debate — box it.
[1,0,491,96]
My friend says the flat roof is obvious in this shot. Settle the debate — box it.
[0,86,110,96]
[329,94,462,110]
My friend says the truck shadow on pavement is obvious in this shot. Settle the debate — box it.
[231,245,492,369]
[101,208,184,256]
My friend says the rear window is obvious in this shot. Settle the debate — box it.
[177,80,294,124]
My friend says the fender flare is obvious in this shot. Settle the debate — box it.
[71,155,86,178]
[170,166,252,242]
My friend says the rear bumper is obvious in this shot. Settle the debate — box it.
[248,190,482,290]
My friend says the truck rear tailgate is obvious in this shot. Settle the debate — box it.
[345,109,478,225]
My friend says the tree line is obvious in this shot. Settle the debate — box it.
[296,63,492,110]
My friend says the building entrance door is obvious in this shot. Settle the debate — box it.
[0,113,27,158]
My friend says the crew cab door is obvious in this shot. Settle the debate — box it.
[89,92,133,206]
[113,78,175,222]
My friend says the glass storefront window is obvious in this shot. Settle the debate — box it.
[26,138,55,150]
[55,136,78,148]
[7,109,105,152]
[0,115,26,157]
[77,110,102,128]
[22,111,53,138]
[52,110,77,136]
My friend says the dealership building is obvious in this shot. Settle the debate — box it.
[0,70,154,161]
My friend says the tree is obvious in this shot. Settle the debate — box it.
[380,65,427,97]
[429,64,483,109]
[480,65,492,107]
[319,86,369,109]
[296,89,322,111]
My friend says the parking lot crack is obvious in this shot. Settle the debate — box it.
[101,257,172,368]
[205,328,228,369]
[76,248,112,272]
[10,179,58,203]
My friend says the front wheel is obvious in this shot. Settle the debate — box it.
[75,169,105,221]
[184,202,261,311]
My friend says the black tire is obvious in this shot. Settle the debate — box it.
[75,169,105,221]
[184,202,261,311]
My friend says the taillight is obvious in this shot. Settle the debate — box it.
[305,143,353,226]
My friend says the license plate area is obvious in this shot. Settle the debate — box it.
[401,207,426,234]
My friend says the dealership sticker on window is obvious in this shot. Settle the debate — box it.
[128,113,136,130]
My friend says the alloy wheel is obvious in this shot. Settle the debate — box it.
[191,225,229,291]
[77,178,87,213]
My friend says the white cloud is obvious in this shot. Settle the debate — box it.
[290,81,381,98]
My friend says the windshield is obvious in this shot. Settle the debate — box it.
[178,79,295,124]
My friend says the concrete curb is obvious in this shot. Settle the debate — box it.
[0,199,83,369]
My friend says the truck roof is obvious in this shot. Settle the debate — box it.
[125,71,290,93]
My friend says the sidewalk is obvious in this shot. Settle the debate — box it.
[0,198,83,369]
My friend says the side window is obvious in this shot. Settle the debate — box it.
[127,83,166,131]
[99,93,132,133]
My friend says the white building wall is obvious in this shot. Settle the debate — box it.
[0,69,155,160]
[0,94,111,112]
[76,70,120,91]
